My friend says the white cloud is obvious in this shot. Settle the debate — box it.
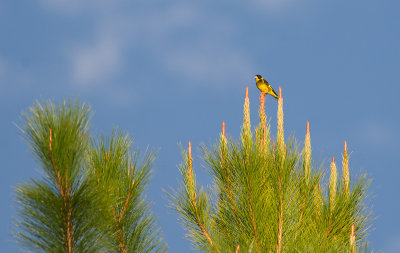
[132,3,200,45]
[58,1,253,89]
[71,35,122,87]
[38,1,267,92]
[164,45,254,84]
[133,3,253,86]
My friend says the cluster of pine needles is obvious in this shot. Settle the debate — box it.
[15,100,166,252]
[169,87,372,252]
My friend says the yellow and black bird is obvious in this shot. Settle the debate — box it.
[254,74,278,100]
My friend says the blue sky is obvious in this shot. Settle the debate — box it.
[1,0,399,252]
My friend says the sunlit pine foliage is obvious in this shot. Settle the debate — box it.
[14,100,166,253]
[86,131,167,252]
[169,87,372,252]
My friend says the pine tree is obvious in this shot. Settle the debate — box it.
[86,131,167,252]
[169,87,372,252]
[14,100,166,252]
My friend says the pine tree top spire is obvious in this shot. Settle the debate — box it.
[49,128,53,151]
[259,91,266,126]
[258,91,267,147]
[277,87,284,153]
[188,141,193,180]
[304,121,311,183]
[350,224,356,253]
[243,86,251,138]
[343,141,350,195]
[222,121,225,138]
[330,156,337,211]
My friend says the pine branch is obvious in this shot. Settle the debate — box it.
[87,130,166,252]
[119,165,135,222]
[248,179,261,253]
[15,100,103,252]
[48,131,74,252]
[15,101,166,253]
[186,142,219,252]
[276,180,284,253]
[170,86,373,252]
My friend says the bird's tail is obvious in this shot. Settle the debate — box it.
[272,90,278,100]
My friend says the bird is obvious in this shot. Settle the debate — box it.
[254,75,278,100]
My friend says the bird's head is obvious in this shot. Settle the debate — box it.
[254,74,262,80]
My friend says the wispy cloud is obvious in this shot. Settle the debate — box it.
[37,0,297,99]
[71,35,122,87]
[40,1,254,88]
[164,45,254,84]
